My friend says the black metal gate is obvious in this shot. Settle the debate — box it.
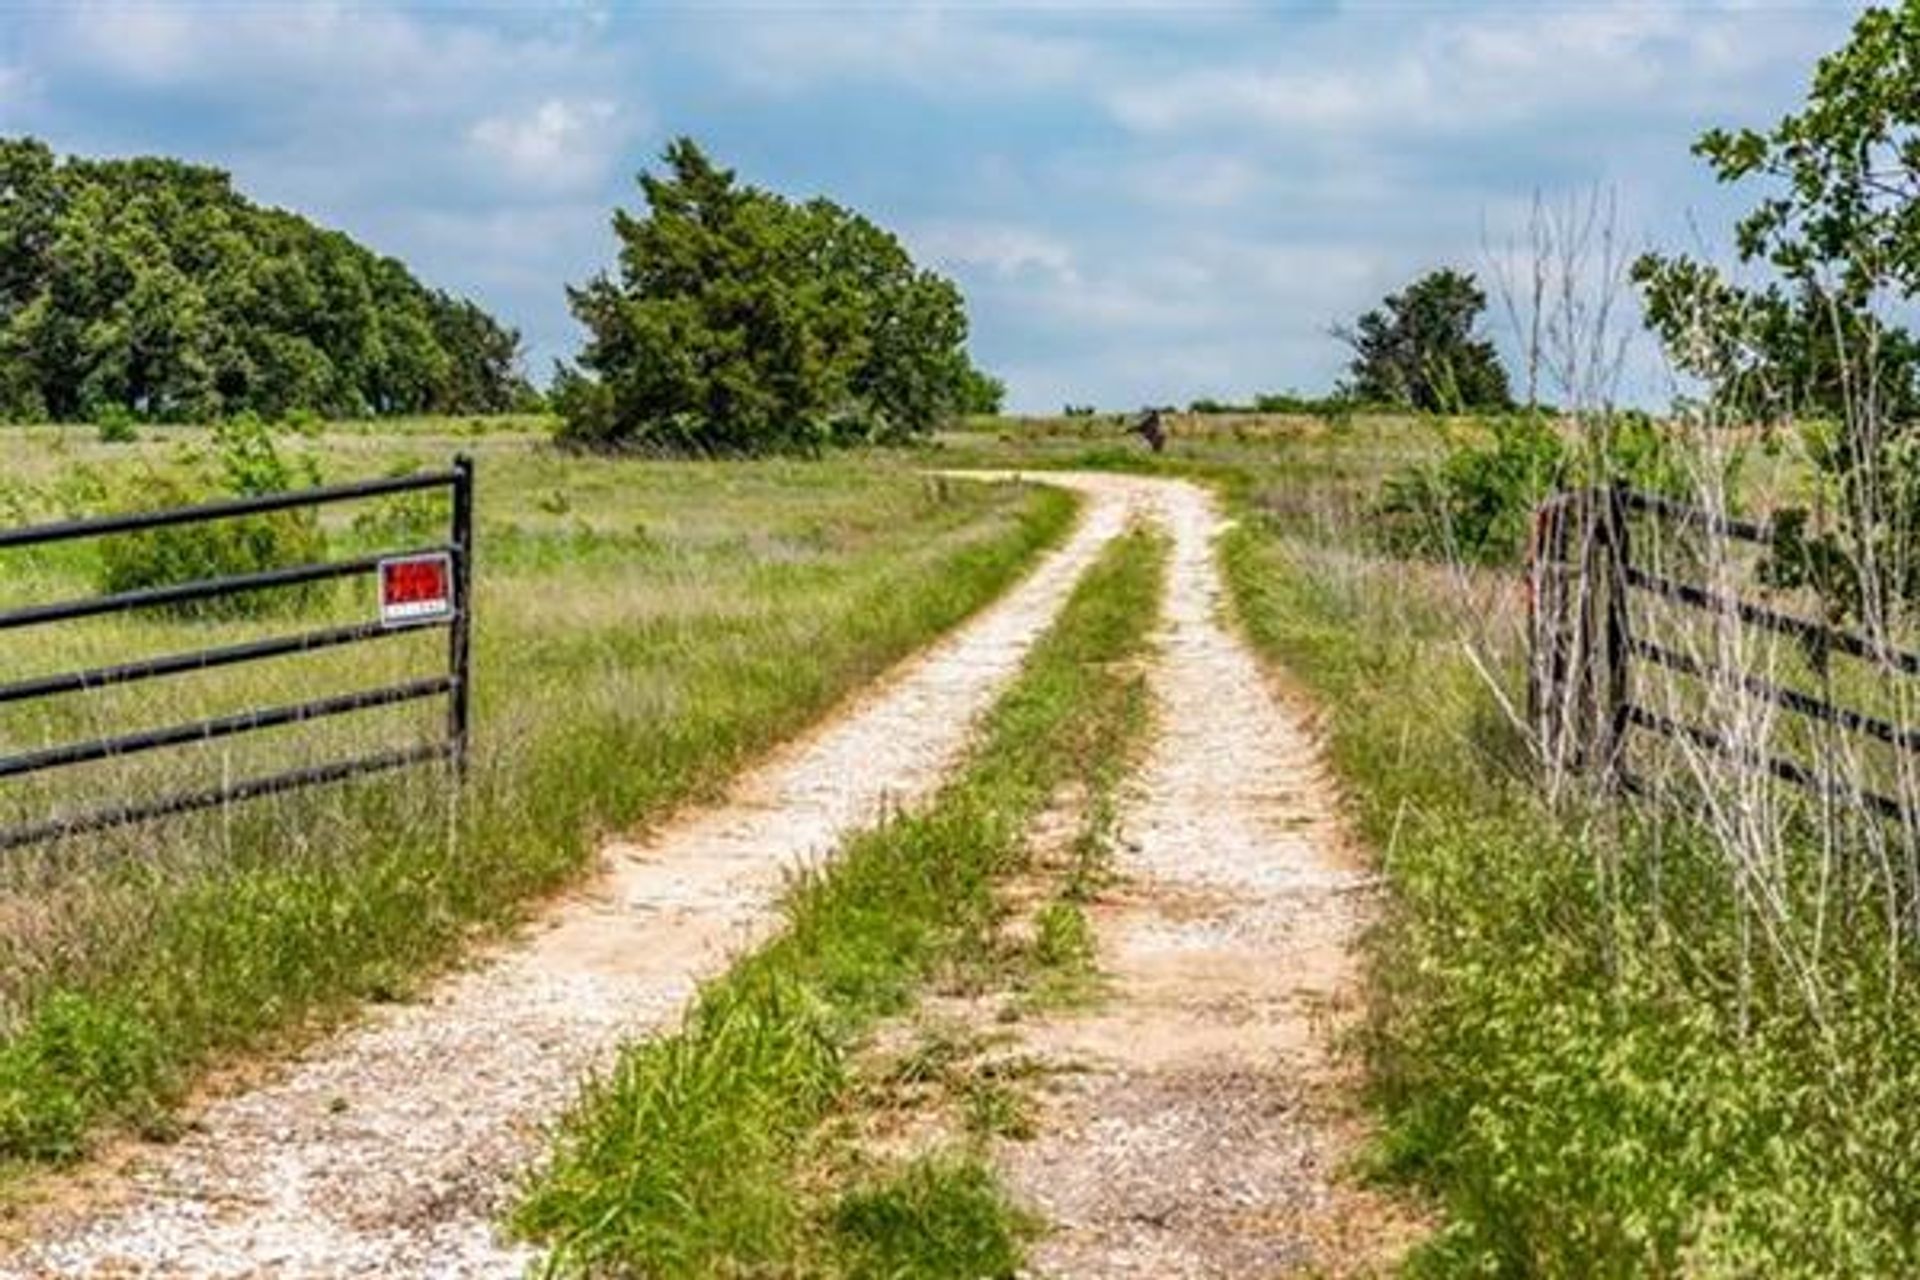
[0,457,473,850]
[1530,484,1920,820]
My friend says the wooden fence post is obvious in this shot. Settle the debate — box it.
[1601,483,1633,784]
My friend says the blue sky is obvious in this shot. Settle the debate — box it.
[0,1,1866,411]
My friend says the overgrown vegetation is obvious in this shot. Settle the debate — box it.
[554,138,998,455]
[1374,410,1706,565]
[0,424,1074,1171]
[1635,1,1920,626]
[516,525,1165,1277]
[95,414,327,617]
[1221,497,1920,1277]
[0,138,531,422]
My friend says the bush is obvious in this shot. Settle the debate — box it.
[279,407,324,438]
[1375,411,1710,566]
[94,405,139,444]
[95,415,327,619]
[1375,415,1566,565]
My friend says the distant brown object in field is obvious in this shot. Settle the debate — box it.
[1132,407,1167,453]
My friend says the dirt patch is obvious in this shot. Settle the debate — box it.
[0,479,1156,1279]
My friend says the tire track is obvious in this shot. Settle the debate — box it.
[1001,476,1420,1277]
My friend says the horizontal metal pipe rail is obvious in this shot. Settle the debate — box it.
[0,469,461,551]
[1616,488,1772,544]
[0,676,453,781]
[1537,484,1920,827]
[1623,563,1920,676]
[0,620,431,705]
[0,742,454,853]
[0,458,473,850]
[1622,704,1908,823]
[1631,637,1920,753]
[0,546,451,632]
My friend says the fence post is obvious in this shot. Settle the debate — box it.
[1602,483,1633,783]
[449,454,474,779]
[1529,493,1580,772]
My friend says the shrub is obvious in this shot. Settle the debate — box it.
[279,406,324,438]
[94,405,139,444]
[1375,415,1566,565]
[95,415,327,619]
[1375,411,1711,566]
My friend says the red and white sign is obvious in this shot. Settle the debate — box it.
[378,553,455,627]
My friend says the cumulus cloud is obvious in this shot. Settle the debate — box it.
[469,99,629,193]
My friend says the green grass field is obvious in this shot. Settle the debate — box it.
[0,417,1075,1173]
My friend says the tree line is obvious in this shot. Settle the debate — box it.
[0,137,532,424]
[0,134,1003,452]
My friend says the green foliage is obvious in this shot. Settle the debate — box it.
[1215,485,1920,1277]
[1376,411,1712,565]
[0,137,531,424]
[1186,391,1361,415]
[1031,900,1095,971]
[1375,416,1566,564]
[958,367,1007,417]
[1634,255,1920,422]
[95,414,326,618]
[556,138,997,454]
[1337,269,1513,413]
[93,404,138,444]
[0,993,167,1161]
[1634,4,1920,621]
[827,1157,1034,1279]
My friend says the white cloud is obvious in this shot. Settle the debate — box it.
[469,99,628,192]
[1105,2,1842,138]
[49,2,639,135]
[714,10,1097,97]
[910,221,1079,284]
